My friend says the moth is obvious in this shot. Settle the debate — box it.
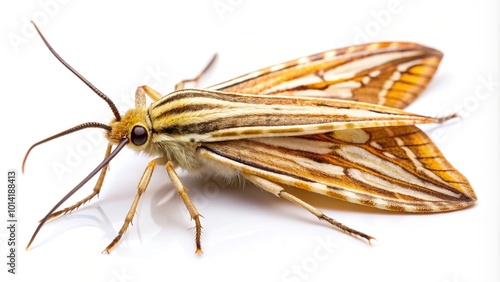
[24,22,476,254]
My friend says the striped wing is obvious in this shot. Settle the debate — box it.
[148,89,444,143]
[200,126,476,212]
[208,42,443,109]
[197,42,475,212]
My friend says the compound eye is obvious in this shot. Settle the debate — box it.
[131,126,148,146]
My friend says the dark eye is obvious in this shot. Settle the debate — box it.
[131,126,148,146]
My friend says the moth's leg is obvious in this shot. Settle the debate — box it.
[43,142,113,222]
[102,158,158,253]
[166,161,204,254]
[243,173,375,244]
[138,54,217,101]
[175,54,217,90]
[138,84,163,102]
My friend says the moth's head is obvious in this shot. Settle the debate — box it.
[107,108,151,151]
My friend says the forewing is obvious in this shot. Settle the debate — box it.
[200,126,476,213]
[208,42,442,109]
[149,89,442,143]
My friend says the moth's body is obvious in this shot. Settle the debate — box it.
[106,87,475,215]
[25,26,476,254]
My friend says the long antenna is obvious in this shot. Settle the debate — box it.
[22,122,112,173]
[31,21,121,121]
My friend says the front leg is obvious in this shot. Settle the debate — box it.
[137,54,218,104]
[44,143,113,222]
[102,158,158,253]
[166,161,204,254]
[174,54,217,90]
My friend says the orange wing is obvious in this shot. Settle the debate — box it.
[209,42,442,109]
[200,42,475,213]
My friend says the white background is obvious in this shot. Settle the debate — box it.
[1,1,499,281]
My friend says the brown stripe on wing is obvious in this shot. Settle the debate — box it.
[201,126,475,213]
[149,89,439,138]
